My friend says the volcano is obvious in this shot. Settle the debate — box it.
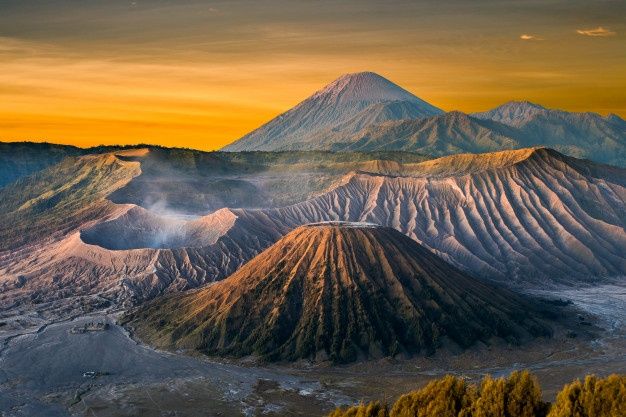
[222,73,626,166]
[126,223,551,363]
[222,72,443,151]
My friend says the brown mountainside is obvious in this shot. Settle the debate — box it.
[126,223,551,363]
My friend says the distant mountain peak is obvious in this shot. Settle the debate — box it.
[442,110,471,120]
[472,100,548,126]
[311,71,429,104]
[481,100,548,116]
[606,113,626,126]
[500,100,546,110]
[222,72,442,151]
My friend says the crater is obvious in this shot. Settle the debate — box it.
[80,206,237,250]
[305,221,382,228]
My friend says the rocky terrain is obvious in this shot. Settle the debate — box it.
[0,142,625,416]
[1,147,625,321]
[324,111,522,154]
[235,147,626,285]
[0,147,427,313]
[107,147,427,216]
[2,300,621,417]
[126,223,553,363]
[473,101,626,166]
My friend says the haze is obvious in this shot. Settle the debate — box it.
[0,0,624,149]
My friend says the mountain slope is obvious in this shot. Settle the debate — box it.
[0,150,142,251]
[107,147,427,215]
[472,101,548,127]
[473,101,626,166]
[222,72,442,151]
[325,111,522,154]
[279,102,626,166]
[2,148,625,318]
[0,142,84,188]
[223,73,626,166]
[239,148,626,284]
[0,148,426,313]
[126,223,551,363]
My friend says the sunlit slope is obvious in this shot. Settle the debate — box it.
[0,150,141,251]
[2,147,624,315]
[221,71,626,166]
[1,148,426,310]
[126,224,551,363]
[79,147,626,293]
[221,148,626,284]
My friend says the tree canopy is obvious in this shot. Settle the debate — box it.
[328,372,624,417]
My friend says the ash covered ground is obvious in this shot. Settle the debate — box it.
[1,283,624,417]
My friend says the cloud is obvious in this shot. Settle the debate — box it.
[520,34,542,41]
[576,27,616,37]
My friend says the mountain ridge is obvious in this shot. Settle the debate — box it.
[2,147,624,317]
[472,101,548,126]
[221,73,626,166]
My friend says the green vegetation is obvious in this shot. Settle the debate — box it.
[0,141,83,187]
[114,147,428,176]
[0,143,429,251]
[0,141,146,188]
[328,372,624,417]
[0,153,139,250]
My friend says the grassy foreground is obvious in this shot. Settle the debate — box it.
[327,371,625,417]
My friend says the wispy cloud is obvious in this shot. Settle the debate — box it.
[576,27,616,37]
[519,34,543,41]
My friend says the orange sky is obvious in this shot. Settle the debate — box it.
[1,0,624,150]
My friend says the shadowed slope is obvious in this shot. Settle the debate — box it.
[322,111,522,154]
[223,75,626,165]
[127,223,551,363]
[0,142,84,188]
[0,151,141,251]
[107,147,427,215]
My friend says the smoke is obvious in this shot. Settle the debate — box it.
[81,205,196,250]
[143,196,201,222]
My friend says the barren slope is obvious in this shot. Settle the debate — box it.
[2,147,625,317]
[221,74,625,166]
[241,148,626,284]
[126,224,552,363]
[108,147,427,215]
[2,148,428,312]
[223,72,442,152]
